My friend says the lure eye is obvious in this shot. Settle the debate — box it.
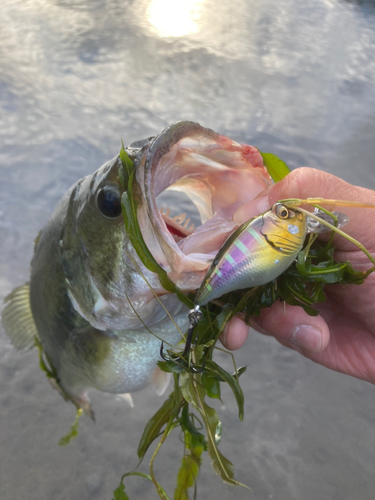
[97,186,122,219]
[275,204,289,219]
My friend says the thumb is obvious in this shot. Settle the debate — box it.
[234,167,375,244]
[234,167,342,224]
[268,167,364,206]
[251,301,330,354]
[270,168,375,252]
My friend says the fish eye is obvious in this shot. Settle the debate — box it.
[275,204,289,219]
[97,186,122,219]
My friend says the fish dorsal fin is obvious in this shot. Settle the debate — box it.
[1,283,38,349]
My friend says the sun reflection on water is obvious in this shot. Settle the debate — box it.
[147,0,203,37]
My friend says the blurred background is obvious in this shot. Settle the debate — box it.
[1,0,375,499]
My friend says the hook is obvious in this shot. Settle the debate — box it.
[159,305,205,374]
[182,305,203,356]
[160,341,170,362]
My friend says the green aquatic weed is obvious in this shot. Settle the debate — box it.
[112,147,375,499]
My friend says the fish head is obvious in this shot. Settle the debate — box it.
[260,203,307,255]
[133,121,274,290]
[59,155,175,332]
[58,121,273,331]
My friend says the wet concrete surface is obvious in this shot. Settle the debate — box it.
[1,0,375,498]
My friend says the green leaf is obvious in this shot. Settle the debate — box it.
[187,375,246,487]
[236,366,247,378]
[174,455,200,500]
[258,151,291,182]
[199,401,236,484]
[215,304,235,338]
[205,360,245,421]
[114,472,171,500]
[174,430,205,500]
[180,372,195,405]
[180,405,205,442]
[284,296,319,316]
[122,190,169,281]
[136,472,170,500]
[157,360,186,374]
[137,393,176,460]
[201,371,221,399]
[119,144,134,178]
[58,408,83,446]
[214,420,222,446]
[175,408,216,499]
[291,259,365,284]
[118,144,134,190]
[112,481,130,500]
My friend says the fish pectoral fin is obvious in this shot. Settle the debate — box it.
[151,366,172,396]
[1,283,38,350]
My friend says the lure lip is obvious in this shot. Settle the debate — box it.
[133,121,273,284]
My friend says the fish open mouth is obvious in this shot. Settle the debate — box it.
[158,207,196,241]
[134,121,273,289]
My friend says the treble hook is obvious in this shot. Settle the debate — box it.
[159,341,207,373]
[189,358,206,373]
[160,341,170,362]
[182,305,203,356]
[159,305,205,373]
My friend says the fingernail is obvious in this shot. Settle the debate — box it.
[292,325,322,353]
[221,314,245,343]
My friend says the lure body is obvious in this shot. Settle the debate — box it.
[195,203,307,306]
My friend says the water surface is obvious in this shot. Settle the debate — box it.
[1,0,375,499]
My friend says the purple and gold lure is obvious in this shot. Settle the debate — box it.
[176,203,348,363]
[195,203,307,306]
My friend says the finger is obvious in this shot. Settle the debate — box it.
[269,167,358,206]
[251,301,330,354]
[234,168,375,251]
[235,167,344,225]
[271,168,375,251]
[220,315,249,351]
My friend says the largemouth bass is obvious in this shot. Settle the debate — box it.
[1,121,273,415]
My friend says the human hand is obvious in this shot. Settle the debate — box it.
[221,167,375,383]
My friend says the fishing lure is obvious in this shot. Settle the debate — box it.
[194,202,349,306]
[165,197,375,366]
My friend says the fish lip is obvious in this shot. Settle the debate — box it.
[134,121,273,283]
